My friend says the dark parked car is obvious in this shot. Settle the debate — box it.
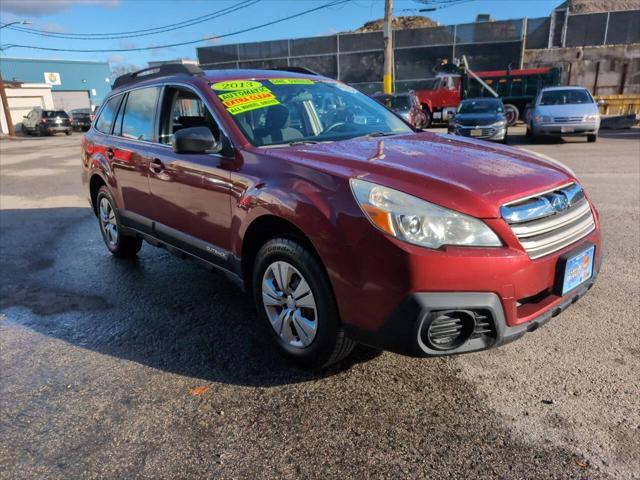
[82,65,601,369]
[448,98,508,143]
[69,108,95,131]
[373,91,427,129]
[22,108,72,136]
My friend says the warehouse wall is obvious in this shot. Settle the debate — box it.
[0,84,54,134]
[523,44,640,94]
[0,58,111,105]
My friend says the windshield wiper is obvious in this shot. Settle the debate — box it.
[288,140,320,146]
[352,131,401,140]
[367,131,398,137]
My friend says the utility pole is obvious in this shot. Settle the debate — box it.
[383,0,394,94]
[0,21,29,136]
[0,73,15,136]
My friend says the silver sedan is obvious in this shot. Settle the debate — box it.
[526,86,601,142]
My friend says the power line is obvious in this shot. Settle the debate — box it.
[0,0,350,53]
[0,0,258,40]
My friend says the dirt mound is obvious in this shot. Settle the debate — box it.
[555,0,640,13]
[354,15,438,33]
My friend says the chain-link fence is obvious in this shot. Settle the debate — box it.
[549,9,640,48]
[197,10,640,93]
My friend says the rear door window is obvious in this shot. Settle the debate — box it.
[95,94,123,134]
[120,87,160,141]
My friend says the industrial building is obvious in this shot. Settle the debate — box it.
[0,57,111,133]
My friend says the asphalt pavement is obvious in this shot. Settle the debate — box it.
[1,127,638,479]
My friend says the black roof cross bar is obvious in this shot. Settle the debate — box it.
[112,64,203,89]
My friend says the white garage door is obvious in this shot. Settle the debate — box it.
[9,96,46,126]
[52,90,91,112]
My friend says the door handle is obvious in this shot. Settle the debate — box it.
[149,158,165,174]
[106,147,114,160]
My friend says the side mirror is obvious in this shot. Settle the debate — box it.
[23,116,28,119]
[597,99,605,106]
[173,126,220,154]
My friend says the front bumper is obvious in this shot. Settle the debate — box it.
[336,208,602,357]
[345,266,598,357]
[452,126,507,141]
[533,122,599,136]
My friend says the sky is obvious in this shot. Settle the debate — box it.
[0,0,562,68]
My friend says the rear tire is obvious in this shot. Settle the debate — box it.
[422,108,432,128]
[252,238,355,369]
[587,134,597,143]
[96,186,142,258]
[504,104,519,126]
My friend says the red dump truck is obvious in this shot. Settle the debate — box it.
[415,64,561,127]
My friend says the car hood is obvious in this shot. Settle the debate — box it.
[535,103,598,117]
[264,132,575,218]
[453,113,504,126]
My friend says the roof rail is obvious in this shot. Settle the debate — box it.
[112,64,203,89]
[267,66,321,76]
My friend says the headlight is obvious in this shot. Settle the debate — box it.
[534,115,552,123]
[585,114,599,121]
[350,179,502,249]
[490,120,507,128]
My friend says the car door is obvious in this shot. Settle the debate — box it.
[146,84,234,264]
[23,110,35,131]
[92,89,158,230]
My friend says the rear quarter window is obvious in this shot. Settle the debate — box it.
[95,95,123,134]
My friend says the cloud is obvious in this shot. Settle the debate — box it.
[0,0,119,17]
[118,40,137,50]
[41,22,66,33]
[146,44,175,58]
[202,34,223,46]
[106,54,126,65]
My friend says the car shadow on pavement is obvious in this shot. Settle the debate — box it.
[0,207,381,388]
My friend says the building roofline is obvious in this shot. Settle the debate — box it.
[0,56,109,65]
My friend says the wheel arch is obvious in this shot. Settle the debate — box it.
[89,174,107,216]
[240,214,325,294]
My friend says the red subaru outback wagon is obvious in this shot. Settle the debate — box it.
[82,65,601,368]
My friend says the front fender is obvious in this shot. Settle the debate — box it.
[231,172,382,324]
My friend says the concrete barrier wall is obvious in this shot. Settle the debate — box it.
[523,44,640,95]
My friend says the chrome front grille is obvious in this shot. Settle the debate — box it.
[553,116,584,123]
[501,183,595,259]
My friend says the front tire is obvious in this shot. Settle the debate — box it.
[252,238,355,369]
[587,134,597,143]
[96,186,142,258]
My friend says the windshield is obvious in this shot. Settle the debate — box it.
[391,96,411,110]
[422,78,440,91]
[539,89,593,106]
[43,110,69,118]
[211,78,412,146]
[457,100,503,114]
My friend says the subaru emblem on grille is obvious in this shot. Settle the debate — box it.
[547,193,569,213]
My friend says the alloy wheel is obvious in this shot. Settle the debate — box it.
[262,261,318,348]
[99,197,119,247]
